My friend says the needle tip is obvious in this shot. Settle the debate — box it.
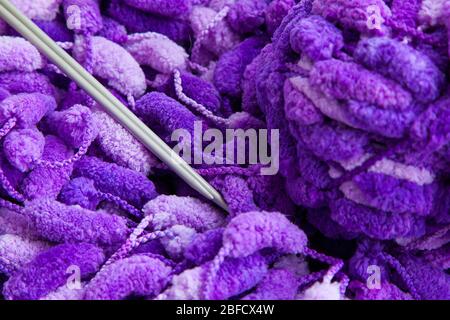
[213,194,229,213]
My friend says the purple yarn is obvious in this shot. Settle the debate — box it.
[214,36,267,98]
[312,0,392,35]
[0,36,44,72]
[124,0,191,18]
[23,198,129,246]
[284,76,324,126]
[242,268,299,300]
[142,195,225,232]
[134,92,199,139]
[34,19,74,42]
[58,177,101,210]
[292,121,369,162]
[3,128,45,172]
[339,99,421,138]
[0,0,447,301]
[97,17,128,44]
[184,228,224,265]
[0,93,56,129]
[226,0,267,34]
[210,175,258,215]
[290,15,344,61]
[20,135,74,200]
[410,95,450,153]
[307,208,358,240]
[107,0,192,44]
[3,243,104,300]
[330,198,424,240]
[350,172,435,216]
[309,59,412,110]
[396,253,450,300]
[350,281,412,300]
[0,72,56,96]
[161,71,222,114]
[354,37,445,103]
[0,154,25,199]
[285,168,327,208]
[265,0,295,36]
[84,255,172,300]
[348,240,390,283]
[72,156,158,208]
[46,104,98,148]
[222,211,308,258]
[208,252,270,300]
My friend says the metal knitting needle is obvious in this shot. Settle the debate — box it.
[0,0,229,212]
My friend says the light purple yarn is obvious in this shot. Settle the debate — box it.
[0,0,447,301]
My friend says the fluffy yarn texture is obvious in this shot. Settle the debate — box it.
[93,110,158,175]
[3,243,104,300]
[72,156,158,208]
[0,0,448,301]
[3,128,45,172]
[73,36,146,98]
[84,255,172,300]
[0,37,44,72]
[23,198,129,246]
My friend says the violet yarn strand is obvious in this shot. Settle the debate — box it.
[0,118,25,201]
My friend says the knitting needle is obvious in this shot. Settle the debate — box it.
[0,0,229,212]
